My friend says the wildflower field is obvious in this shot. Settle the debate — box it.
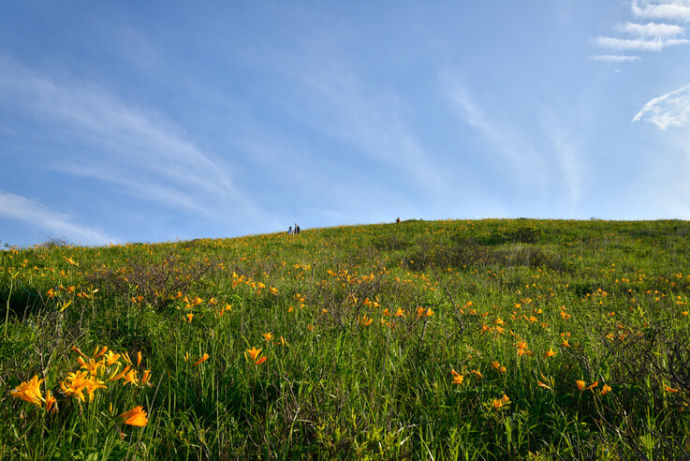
[1,219,690,459]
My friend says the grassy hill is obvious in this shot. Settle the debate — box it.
[1,219,690,459]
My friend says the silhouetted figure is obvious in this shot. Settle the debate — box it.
[295,223,301,234]
[396,217,400,223]
[288,226,293,236]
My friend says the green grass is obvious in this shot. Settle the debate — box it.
[1,219,690,459]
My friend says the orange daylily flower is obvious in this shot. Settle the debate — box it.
[109,365,131,382]
[45,389,58,413]
[71,345,88,358]
[104,351,121,366]
[537,380,553,391]
[122,369,139,386]
[491,361,507,373]
[120,405,148,427]
[60,371,106,402]
[451,370,464,385]
[77,357,101,376]
[140,369,152,386]
[10,375,44,406]
[491,394,511,410]
[93,345,108,359]
[193,353,210,366]
[470,369,483,379]
[245,347,261,362]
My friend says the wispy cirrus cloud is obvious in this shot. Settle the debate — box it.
[444,82,531,170]
[443,77,583,210]
[594,35,688,51]
[0,192,115,245]
[632,83,690,129]
[589,54,640,62]
[632,0,690,22]
[591,2,689,62]
[618,21,685,36]
[0,55,273,229]
[250,41,448,201]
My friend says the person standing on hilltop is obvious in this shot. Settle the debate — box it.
[288,226,293,236]
[295,223,300,234]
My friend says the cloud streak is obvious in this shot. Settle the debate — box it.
[632,0,690,22]
[594,35,688,51]
[252,43,448,200]
[0,56,277,233]
[618,21,685,36]
[592,3,690,62]
[0,192,115,245]
[589,55,641,62]
[443,76,590,213]
[632,83,690,129]
[445,83,528,169]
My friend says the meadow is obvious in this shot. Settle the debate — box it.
[1,219,689,460]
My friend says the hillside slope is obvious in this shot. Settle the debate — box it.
[2,219,690,459]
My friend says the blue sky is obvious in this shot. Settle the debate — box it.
[1,1,690,247]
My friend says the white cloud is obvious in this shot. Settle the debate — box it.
[254,44,448,200]
[618,21,685,36]
[592,4,690,62]
[546,124,582,209]
[445,83,527,168]
[444,78,585,211]
[589,54,641,62]
[0,192,115,245]
[632,0,690,22]
[0,56,274,229]
[594,35,688,51]
[632,83,690,129]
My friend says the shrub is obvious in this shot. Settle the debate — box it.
[85,249,215,309]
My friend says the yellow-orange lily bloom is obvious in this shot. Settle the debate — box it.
[193,353,210,366]
[120,405,148,427]
[245,347,261,362]
[109,365,131,382]
[10,375,44,406]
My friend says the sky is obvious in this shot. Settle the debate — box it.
[1,1,690,247]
